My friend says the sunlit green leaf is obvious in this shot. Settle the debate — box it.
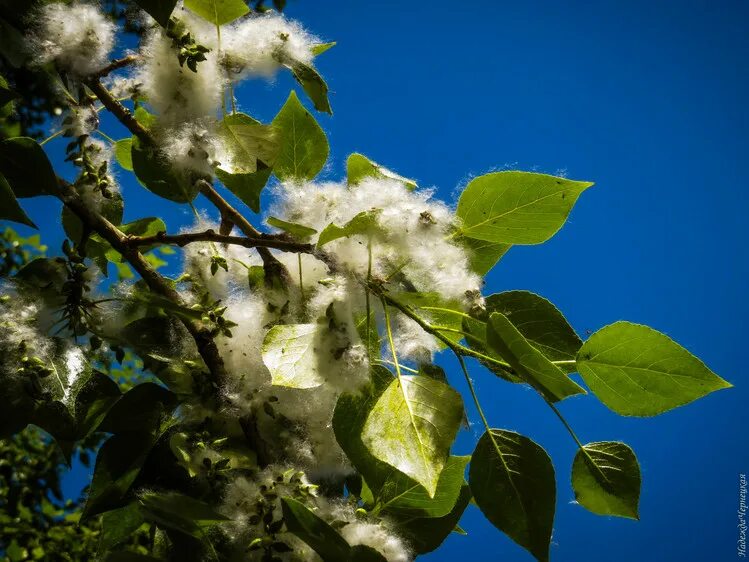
[346,153,417,190]
[272,91,328,180]
[267,216,317,238]
[455,171,593,245]
[284,59,332,114]
[470,429,555,562]
[577,321,731,416]
[572,441,641,519]
[362,375,463,497]
[219,113,278,174]
[454,234,510,276]
[139,491,229,537]
[114,138,133,171]
[317,210,381,248]
[311,42,336,56]
[262,323,325,388]
[183,0,249,25]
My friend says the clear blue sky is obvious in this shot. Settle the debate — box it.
[18,0,749,560]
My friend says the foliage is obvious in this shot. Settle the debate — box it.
[0,2,731,562]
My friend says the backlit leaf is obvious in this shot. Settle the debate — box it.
[272,91,328,180]
[183,0,249,25]
[577,321,731,416]
[346,153,417,190]
[261,324,325,388]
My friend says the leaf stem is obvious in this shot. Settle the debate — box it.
[297,253,305,303]
[380,297,403,382]
[40,130,64,146]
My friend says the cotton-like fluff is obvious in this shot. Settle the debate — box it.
[137,27,224,126]
[222,13,319,80]
[63,105,100,137]
[273,176,481,303]
[30,2,116,76]
[340,521,412,562]
[391,312,440,364]
[220,467,321,561]
[159,120,224,182]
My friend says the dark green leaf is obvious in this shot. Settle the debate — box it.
[132,0,178,27]
[455,171,593,245]
[74,371,122,437]
[362,375,463,497]
[347,545,387,561]
[469,429,555,562]
[0,137,58,197]
[83,431,159,519]
[63,189,123,244]
[577,321,731,416]
[0,74,18,107]
[131,137,197,203]
[183,0,249,25]
[215,167,270,213]
[102,217,166,263]
[100,503,146,549]
[572,441,641,519]
[396,485,471,554]
[266,216,316,238]
[281,497,352,560]
[346,153,416,190]
[0,172,35,227]
[139,491,229,537]
[486,312,586,402]
[285,59,332,114]
[99,383,177,434]
[272,91,328,180]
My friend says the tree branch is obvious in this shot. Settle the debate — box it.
[125,228,314,254]
[56,179,228,388]
[84,78,151,144]
[90,55,139,79]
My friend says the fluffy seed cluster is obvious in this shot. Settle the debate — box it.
[30,2,116,76]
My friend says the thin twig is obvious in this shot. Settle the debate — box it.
[90,55,139,79]
[125,228,314,254]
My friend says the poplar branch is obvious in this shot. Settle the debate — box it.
[90,55,139,79]
[55,179,228,388]
[125,228,315,254]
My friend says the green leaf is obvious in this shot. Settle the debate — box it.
[469,429,555,562]
[285,59,332,114]
[576,321,731,416]
[454,234,510,276]
[0,137,58,197]
[470,291,581,374]
[74,371,122,437]
[115,138,133,171]
[215,167,269,213]
[361,375,463,497]
[0,172,35,227]
[102,217,166,263]
[261,323,325,388]
[99,383,177,434]
[455,171,593,245]
[0,74,18,107]
[317,210,381,248]
[63,189,123,244]
[105,553,163,562]
[131,137,197,203]
[387,292,464,347]
[183,0,249,25]
[139,491,229,537]
[486,312,586,402]
[132,0,178,27]
[280,497,352,560]
[83,431,159,520]
[311,42,336,56]
[378,455,469,518]
[100,503,146,550]
[572,441,641,519]
[272,91,328,180]
[396,484,471,554]
[219,113,278,174]
[346,153,417,190]
[266,216,317,238]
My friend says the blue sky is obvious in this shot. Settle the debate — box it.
[16,0,749,560]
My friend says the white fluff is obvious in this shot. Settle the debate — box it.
[30,2,116,76]
[341,521,412,562]
[136,27,224,126]
[222,13,319,80]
